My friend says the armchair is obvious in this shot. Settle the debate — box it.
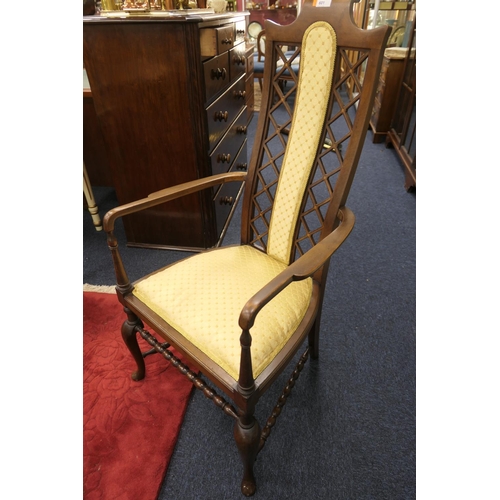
[253,30,266,91]
[103,0,390,495]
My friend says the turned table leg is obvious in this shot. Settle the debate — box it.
[83,161,102,231]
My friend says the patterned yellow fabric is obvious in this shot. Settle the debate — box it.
[267,22,337,265]
[132,246,313,380]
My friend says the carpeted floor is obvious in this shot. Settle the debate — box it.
[83,89,415,499]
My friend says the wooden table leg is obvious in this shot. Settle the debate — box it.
[83,161,102,231]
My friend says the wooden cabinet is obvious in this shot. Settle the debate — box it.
[361,1,415,35]
[248,6,297,31]
[386,17,416,191]
[369,49,405,143]
[83,70,114,187]
[248,8,297,29]
[83,13,251,250]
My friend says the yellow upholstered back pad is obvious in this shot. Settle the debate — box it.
[267,22,337,265]
[132,246,312,380]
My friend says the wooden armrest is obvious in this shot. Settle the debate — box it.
[239,206,355,331]
[103,171,247,233]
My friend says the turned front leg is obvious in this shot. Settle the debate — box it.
[121,307,145,381]
[234,413,261,497]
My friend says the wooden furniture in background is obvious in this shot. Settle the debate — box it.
[253,30,265,90]
[102,1,390,495]
[248,5,297,29]
[83,12,251,250]
[369,48,405,143]
[244,43,255,122]
[386,17,416,191]
[83,161,103,231]
[349,0,414,99]
[83,0,95,15]
[83,71,113,188]
[253,29,300,93]
[362,1,415,32]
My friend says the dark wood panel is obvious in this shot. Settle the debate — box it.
[84,20,211,248]
[83,94,113,187]
[83,14,249,249]
[386,18,416,191]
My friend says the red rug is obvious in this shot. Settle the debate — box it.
[84,291,194,500]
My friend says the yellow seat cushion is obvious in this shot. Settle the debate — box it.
[132,245,313,381]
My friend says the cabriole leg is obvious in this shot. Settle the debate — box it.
[121,307,145,381]
[234,414,261,497]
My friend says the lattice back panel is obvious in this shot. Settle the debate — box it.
[249,41,371,262]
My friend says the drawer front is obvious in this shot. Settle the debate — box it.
[213,141,247,238]
[234,20,247,44]
[229,44,247,83]
[200,25,235,58]
[210,108,248,177]
[204,52,230,104]
[206,75,246,151]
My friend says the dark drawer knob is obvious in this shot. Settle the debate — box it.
[221,38,233,45]
[233,55,245,65]
[233,90,246,99]
[236,163,247,171]
[211,67,227,80]
[236,126,247,135]
[214,111,228,122]
[220,196,234,206]
[236,29,245,35]
[217,153,231,163]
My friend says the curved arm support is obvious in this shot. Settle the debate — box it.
[238,206,355,332]
[103,171,247,233]
[102,171,247,292]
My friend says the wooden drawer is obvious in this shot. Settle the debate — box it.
[229,44,247,83]
[204,52,230,104]
[200,25,235,58]
[210,108,248,177]
[234,19,247,43]
[213,140,247,237]
[206,75,246,151]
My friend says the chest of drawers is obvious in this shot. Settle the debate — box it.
[369,51,405,144]
[83,12,251,250]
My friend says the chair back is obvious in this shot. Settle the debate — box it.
[241,0,390,273]
[257,30,266,61]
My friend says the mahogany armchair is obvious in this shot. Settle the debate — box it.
[103,1,390,495]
